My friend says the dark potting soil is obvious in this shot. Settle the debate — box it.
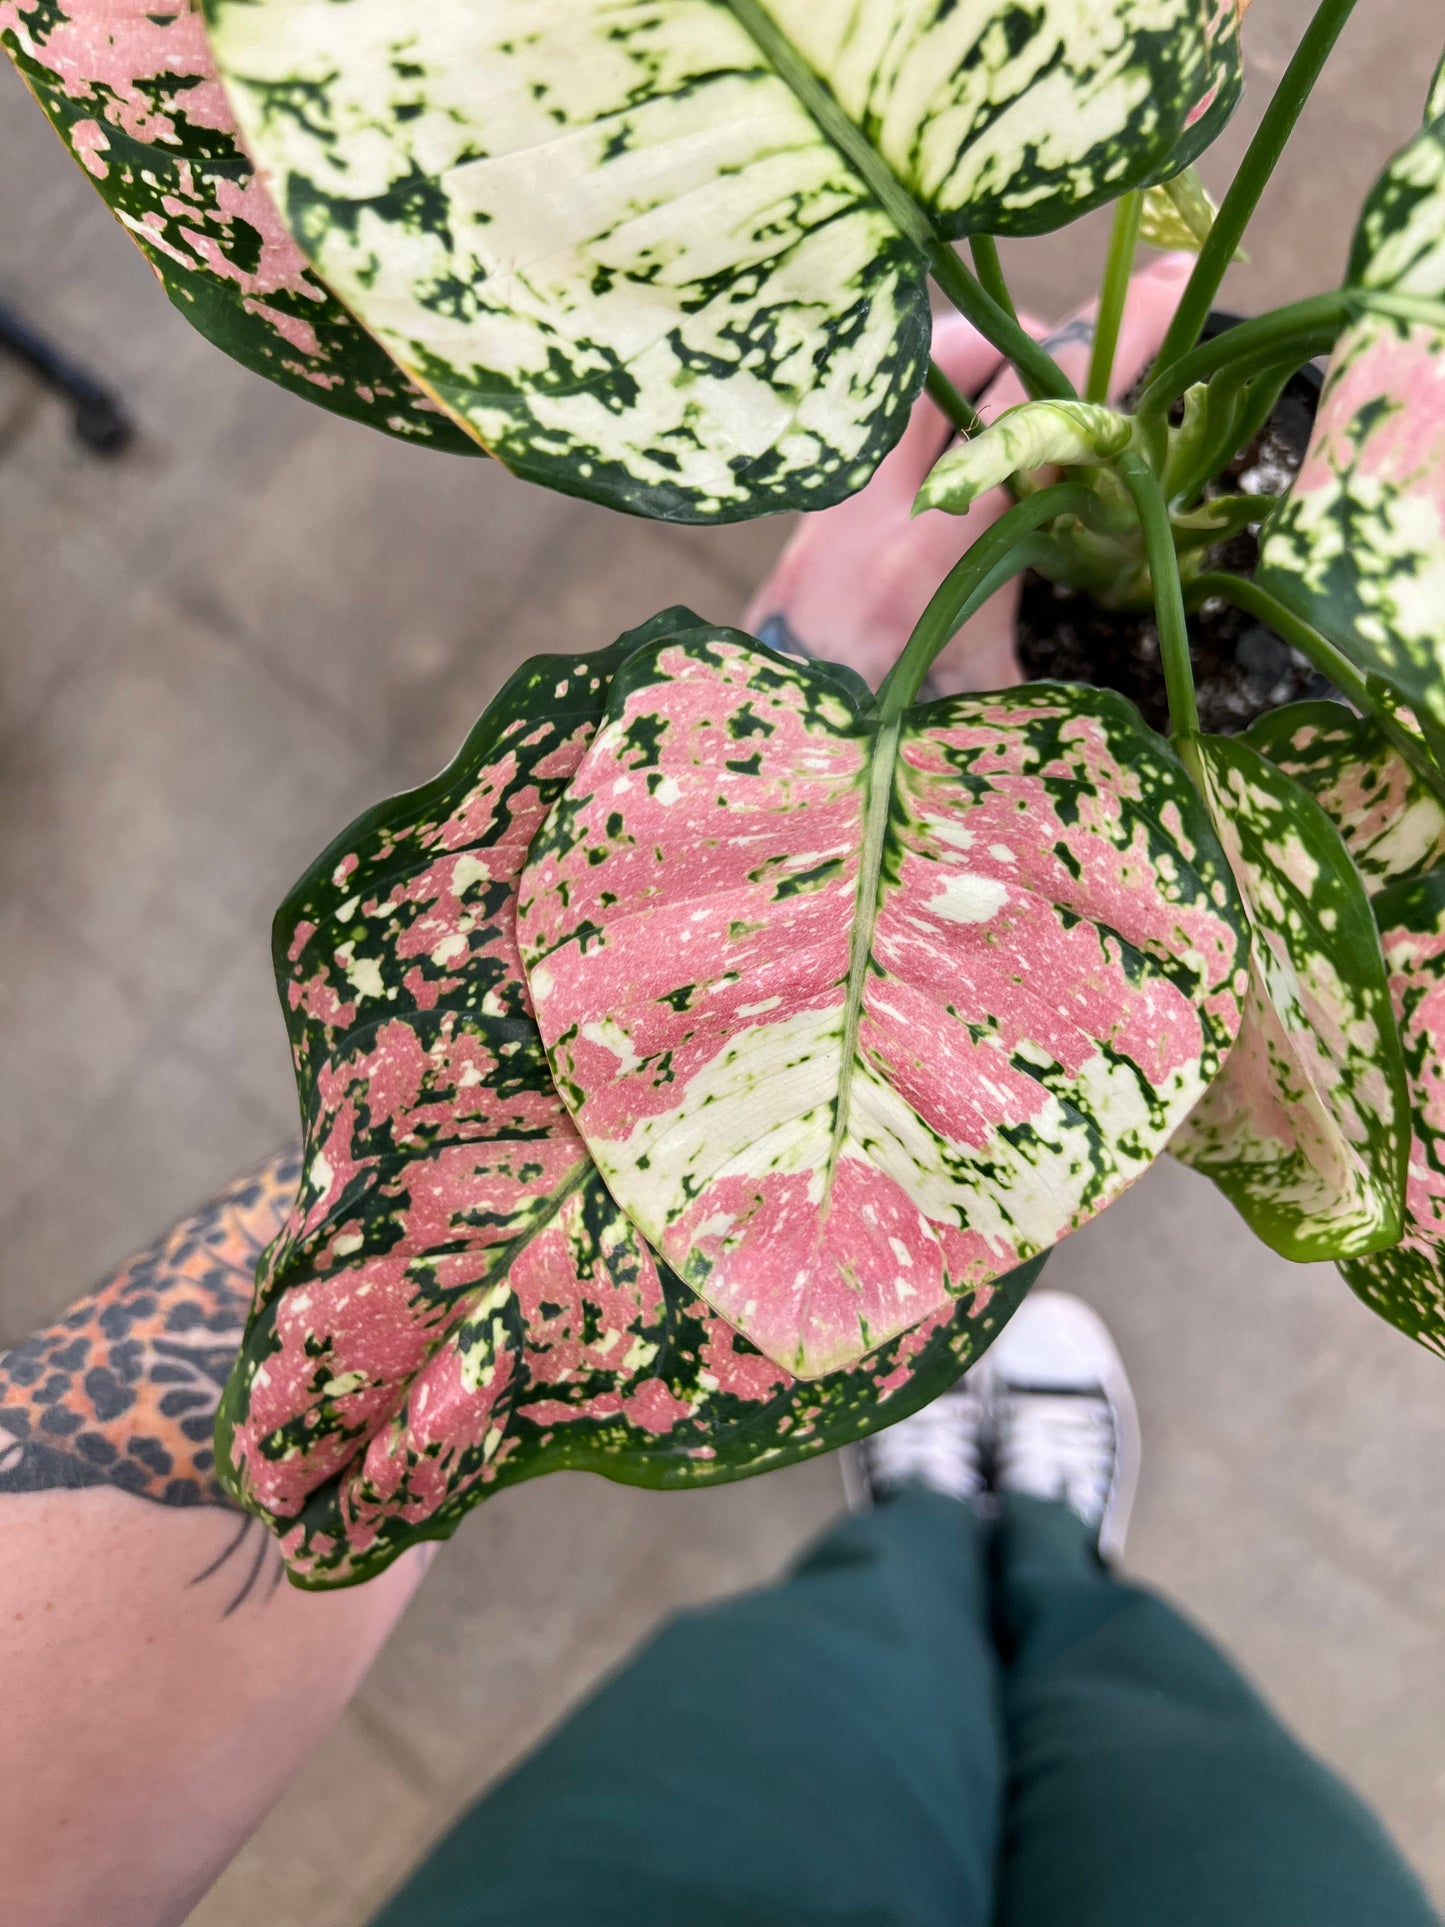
[1016,353,1330,736]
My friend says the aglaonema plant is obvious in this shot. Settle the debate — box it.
[10,0,1445,1586]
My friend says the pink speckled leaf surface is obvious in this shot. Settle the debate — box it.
[0,0,476,451]
[1257,93,1445,725]
[520,632,1247,1379]
[1244,702,1445,897]
[1340,868,1445,1356]
[217,610,1046,1587]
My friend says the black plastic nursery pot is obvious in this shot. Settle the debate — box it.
[1018,311,1326,735]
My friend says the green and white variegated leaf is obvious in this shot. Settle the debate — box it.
[216,606,1046,1587]
[1140,167,1219,254]
[1173,736,1409,1262]
[1245,701,1445,895]
[735,1,1244,235]
[520,631,1247,1378]
[914,402,1132,516]
[1427,47,1445,125]
[1257,103,1445,725]
[201,0,1243,522]
[0,0,477,454]
[1339,868,1445,1356]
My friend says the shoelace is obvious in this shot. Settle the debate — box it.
[863,1391,987,1502]
[994,1390,1116,1526]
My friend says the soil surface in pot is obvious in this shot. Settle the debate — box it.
[1017,356,1329,736]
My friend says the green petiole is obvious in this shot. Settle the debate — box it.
[1155,0,1362,372]
[1117,453,1199,741]
[1189,572,1445,807]
[926,362,986,438]
[1138,292,1347,422]
[1087,192,1144,404]
[969,235,1018,321]
[880,483,1100,717]
[930,244,1078,403]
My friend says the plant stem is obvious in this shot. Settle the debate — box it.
[1138,291,1347,419]
[926,361,985,437]
[969,235,1017,320]
[1192,571,1371,701]
[879,483,1099,717]
[1189,572,1445,803]
[1118,453,1199,739]
[1361,291,1445,333]
[930,243,1077,402]
[726,0,1078,405]
[1154,0,1361,372]
[1087,192,1144,404]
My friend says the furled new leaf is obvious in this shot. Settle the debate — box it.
[216,609,1044,1588]
[915,403,1132,516]
[1257,94,1445,724]
[1172,736,1408,1261]
[0,0,478,453]
[1339,869,1445,1355]
[201,0,1243,521]
[1140,168,1220,254]
[520,632,1247,1380]
[1245,701,1445,894]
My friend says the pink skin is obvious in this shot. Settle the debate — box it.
[746,254,1196,695]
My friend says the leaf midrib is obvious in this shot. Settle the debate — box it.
[824,714,902,1193]
[721,0,938,256]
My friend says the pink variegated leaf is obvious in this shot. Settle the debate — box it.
[1339,869,1445,1356]
[520,631,1247,1380]
[1171,736,1409,1262]
[217,609,1045,1588]
[1257,94,1445,725]
[1244,701,1445,895]
[0,0,476,452]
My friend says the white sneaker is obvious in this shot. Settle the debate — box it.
[842,1363,995,1509]
[988,1292,1140,1562]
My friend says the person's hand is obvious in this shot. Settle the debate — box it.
[746,253,1195,696]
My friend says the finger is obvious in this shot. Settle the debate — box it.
[753,306,1051,685]
[1100,251,1194,402]
[743,316,1005,664]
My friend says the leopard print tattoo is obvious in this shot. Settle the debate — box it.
[0,1149,300,1511]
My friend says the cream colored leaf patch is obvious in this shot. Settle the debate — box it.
[201,0,1243,520]
[1140,168,1219,254]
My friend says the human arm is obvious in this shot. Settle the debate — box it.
[0,1151,429,1927]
